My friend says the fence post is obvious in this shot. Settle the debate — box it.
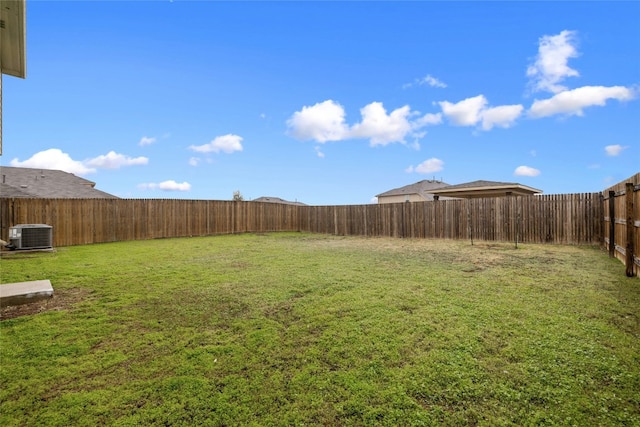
[515,196,520,249]
[626,183,635,277]
[598,193,604,246]
[401,202,406,238]
[468,199,474,245]
[609,190,615,258]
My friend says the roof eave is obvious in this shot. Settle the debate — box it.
[1,0,27,79]
[430,184,542,196]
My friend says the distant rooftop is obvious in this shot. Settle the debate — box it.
[376,179,451,201]
[253,196,307,206]
[0,166,118,198]
[429,180,542,198]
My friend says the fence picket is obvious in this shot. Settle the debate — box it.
[0,192,610,248]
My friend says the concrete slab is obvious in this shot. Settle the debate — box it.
[0,280,54,307]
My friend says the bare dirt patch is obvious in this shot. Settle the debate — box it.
[0,287,91,321]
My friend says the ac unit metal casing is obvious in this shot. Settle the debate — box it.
[8,224,53,250]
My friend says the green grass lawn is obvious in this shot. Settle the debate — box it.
[1,232,639,426]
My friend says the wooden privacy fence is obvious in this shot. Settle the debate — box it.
[0,199,301,247]
[1,193,602,248]
[299,193,602,244]
[603,173,640,277]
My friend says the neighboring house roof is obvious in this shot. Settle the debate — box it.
[253,196,307,206]
[0,181,34,198]
[429,180,542,198]
[0,166,119,198]
[376,179,452,201]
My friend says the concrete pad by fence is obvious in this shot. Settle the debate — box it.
[0,280,54,307]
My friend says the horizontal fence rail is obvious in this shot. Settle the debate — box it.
[1,193,603,249]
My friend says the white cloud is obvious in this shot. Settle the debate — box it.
[189,134,243,154]
[408,158,444,174]
[286,100,348,143]
[84,151,149,169]
[413,112,443,128]
[481,104,524,130]
[188,157,200,166]
[138,180,191,191]
[350,102,413,146]
[404,74,447,89]
[314,146,325,158]
[421,75,447,88]
[527,30,580,94]
[11,149,148,176]
[438,95,523,130]
[514,166,541,177]
[10,148,96,175]
[605,144,628,156]
[158,180,191,191]
[439,95,488,126]
[288,100,440,146]
[405,74,447,89]
[10,148,145,175]
[528,85,635,118]
[139,136,156,146]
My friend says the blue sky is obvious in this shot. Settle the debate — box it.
[2,1,639,205]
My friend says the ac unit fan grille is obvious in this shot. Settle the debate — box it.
[21,228,53,248]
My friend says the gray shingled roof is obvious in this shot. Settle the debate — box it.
[431,180,518,190]
[0,166,118,198]
[0,182,34,198]
[429,180,542,197]
[376,179,451,201]
[253,196,307,206]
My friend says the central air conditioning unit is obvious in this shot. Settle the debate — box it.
[8,224,54,250]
